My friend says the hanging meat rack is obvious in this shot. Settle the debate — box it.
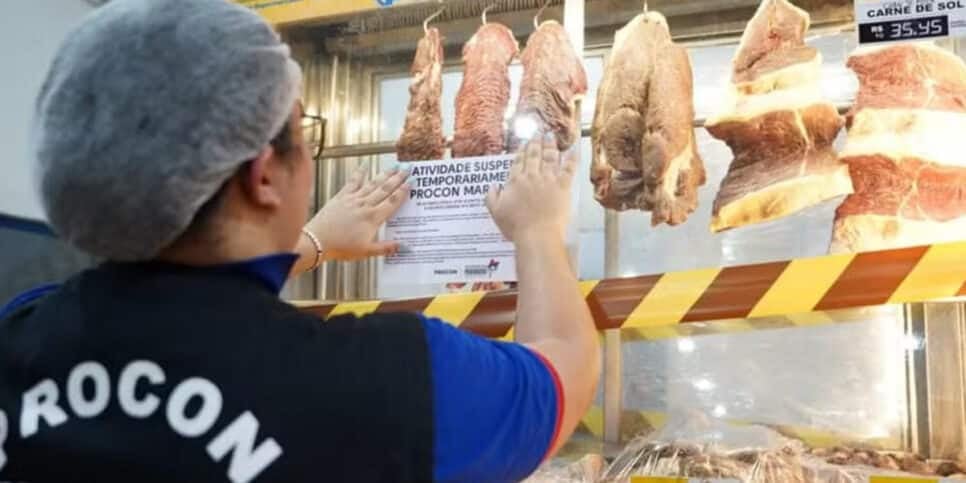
[286,0,852,59]
[319,106,853,159]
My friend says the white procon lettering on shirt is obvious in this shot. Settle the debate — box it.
[207,412,283,483]
[0,409,8,471]
[9,360,284,482]
[20,379,68,438]
[67,361,111,418]
[167,377,223,438]
[118,360,165,418]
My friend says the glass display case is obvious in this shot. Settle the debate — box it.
[277,0,866,301]
[245,0,966,480]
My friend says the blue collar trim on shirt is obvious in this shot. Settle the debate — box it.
[213,253,299,294]
[0,283,60,319]
[0,253,299,317]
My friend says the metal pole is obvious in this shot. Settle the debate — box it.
[564,0,622,447]
[317,106,852,160]
[603,209,623,445]
[307,50,323,300]
[904,303,930,455]
[366,71,382,300]
[319,54,341,300]
[564,0,584,274]
[338,56,355,300]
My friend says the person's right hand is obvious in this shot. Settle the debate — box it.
[486,133,577,244]
[303,163,410,261]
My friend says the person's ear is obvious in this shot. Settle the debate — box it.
[241,146,284,208]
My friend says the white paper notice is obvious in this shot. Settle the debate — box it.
[381,154,516,285]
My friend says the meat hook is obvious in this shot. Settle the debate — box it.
[533,0,551,29]
[482,2,497,24]
[423,3,446,33]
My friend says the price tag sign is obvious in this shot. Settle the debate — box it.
[855,0,966,43]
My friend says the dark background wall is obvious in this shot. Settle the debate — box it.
[0,214,95,305]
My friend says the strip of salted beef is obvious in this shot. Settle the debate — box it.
[705,0,851,233]
[397,27,446,162]
[452,23,518,158]
[590,12,706,226]
[832,58,966,253]
[845,43,966,122]
[508,20,588,152]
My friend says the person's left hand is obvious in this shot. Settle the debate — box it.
[304,163,411,262]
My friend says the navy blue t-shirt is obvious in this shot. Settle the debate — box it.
[0,254,563,482]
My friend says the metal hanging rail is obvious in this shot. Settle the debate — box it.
[320,105,853,160]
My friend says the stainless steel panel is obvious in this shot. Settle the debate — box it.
[921,302,966,459]
[286,47,381,301]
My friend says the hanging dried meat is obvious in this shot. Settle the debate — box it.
[705,0,852,233]
[846,43,966,117]
[452,22,518,158]
[396,27,446,162]
[508,20,588,152]
[590,12,706,226]
[831,43,966,253]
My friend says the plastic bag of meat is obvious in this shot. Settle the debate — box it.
[524,454,606,483]
[804,446,966,481]
[592,409,954,483]
[598,410,810,482]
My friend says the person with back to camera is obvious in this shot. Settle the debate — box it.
[0,1,600,482]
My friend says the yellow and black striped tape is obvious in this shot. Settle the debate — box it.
[296,241,966,340]
[621,306,892,341]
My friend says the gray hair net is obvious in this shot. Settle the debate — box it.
[32,0,302,261]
